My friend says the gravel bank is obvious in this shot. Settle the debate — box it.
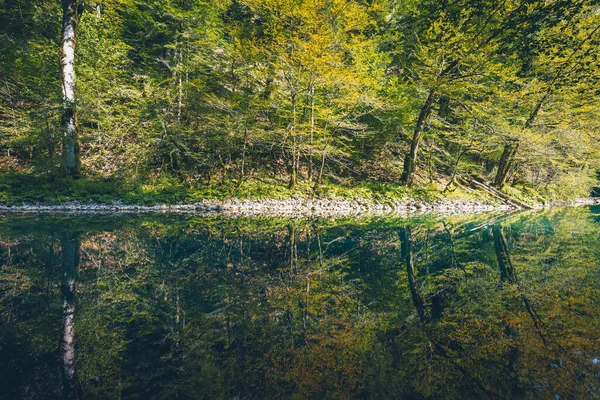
[0,197,598,217]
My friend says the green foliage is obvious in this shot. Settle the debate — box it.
[0,173,122,204]
[0,0,599,201]
[0,172,449,205]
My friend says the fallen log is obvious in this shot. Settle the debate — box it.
[465,177,533,209]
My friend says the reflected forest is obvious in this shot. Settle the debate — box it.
[3,208,600,399]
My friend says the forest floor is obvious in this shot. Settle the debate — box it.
[1,172,598,217]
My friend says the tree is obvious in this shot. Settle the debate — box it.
[60,231,82,399]
[60,0,83,178]
[493,2,600,188]
[388,0,525,186]
[224,0,387,187]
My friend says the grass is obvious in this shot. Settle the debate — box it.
[0,172,477,206]
[8,171,585,207]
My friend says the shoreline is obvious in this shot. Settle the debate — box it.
[0,197,598,218]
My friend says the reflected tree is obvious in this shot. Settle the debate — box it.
[60,231,82,400]
[399,226,427,323]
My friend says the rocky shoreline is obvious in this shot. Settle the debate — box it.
[0,196,598,217]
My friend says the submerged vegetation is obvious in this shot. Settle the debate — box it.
[1,0,600,203]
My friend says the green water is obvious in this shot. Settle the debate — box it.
[1,208,600,399]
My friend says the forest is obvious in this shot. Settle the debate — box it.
[1,0,600,204]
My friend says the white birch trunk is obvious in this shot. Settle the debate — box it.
[60,0,80,177]
[60,233,82,399]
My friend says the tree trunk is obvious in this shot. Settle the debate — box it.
[400,226,427,322]
[288,225,297,271]
[174,22,184,125]
[494,93,540,188]
[494,143,512,188]
[400,89,436,186]
[443,145,467,192]
[493,225,547,344]
[289,92,298,188]
[317,146,326,187]
[492,226,515,283]
[308,79,315,181]
[289,148,298,189]
[60,232,82,400]
[240,127,247,180]
[467,176,532,209]
[60,0,81,178]
[494,142,519,188]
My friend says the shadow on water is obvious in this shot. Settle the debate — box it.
[1,208,600,399]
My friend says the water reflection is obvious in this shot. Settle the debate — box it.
[60,232,82,400]
[1,209,600,399]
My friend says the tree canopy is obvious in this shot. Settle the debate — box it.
[1,0,599,201]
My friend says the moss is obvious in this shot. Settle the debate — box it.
[0,171,577,206]
[501,185,546,205]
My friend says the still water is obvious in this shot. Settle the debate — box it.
[1,208,600,399]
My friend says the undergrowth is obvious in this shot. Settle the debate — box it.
[0,172,577,206]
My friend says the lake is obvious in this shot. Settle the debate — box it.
[1,207,600,399]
